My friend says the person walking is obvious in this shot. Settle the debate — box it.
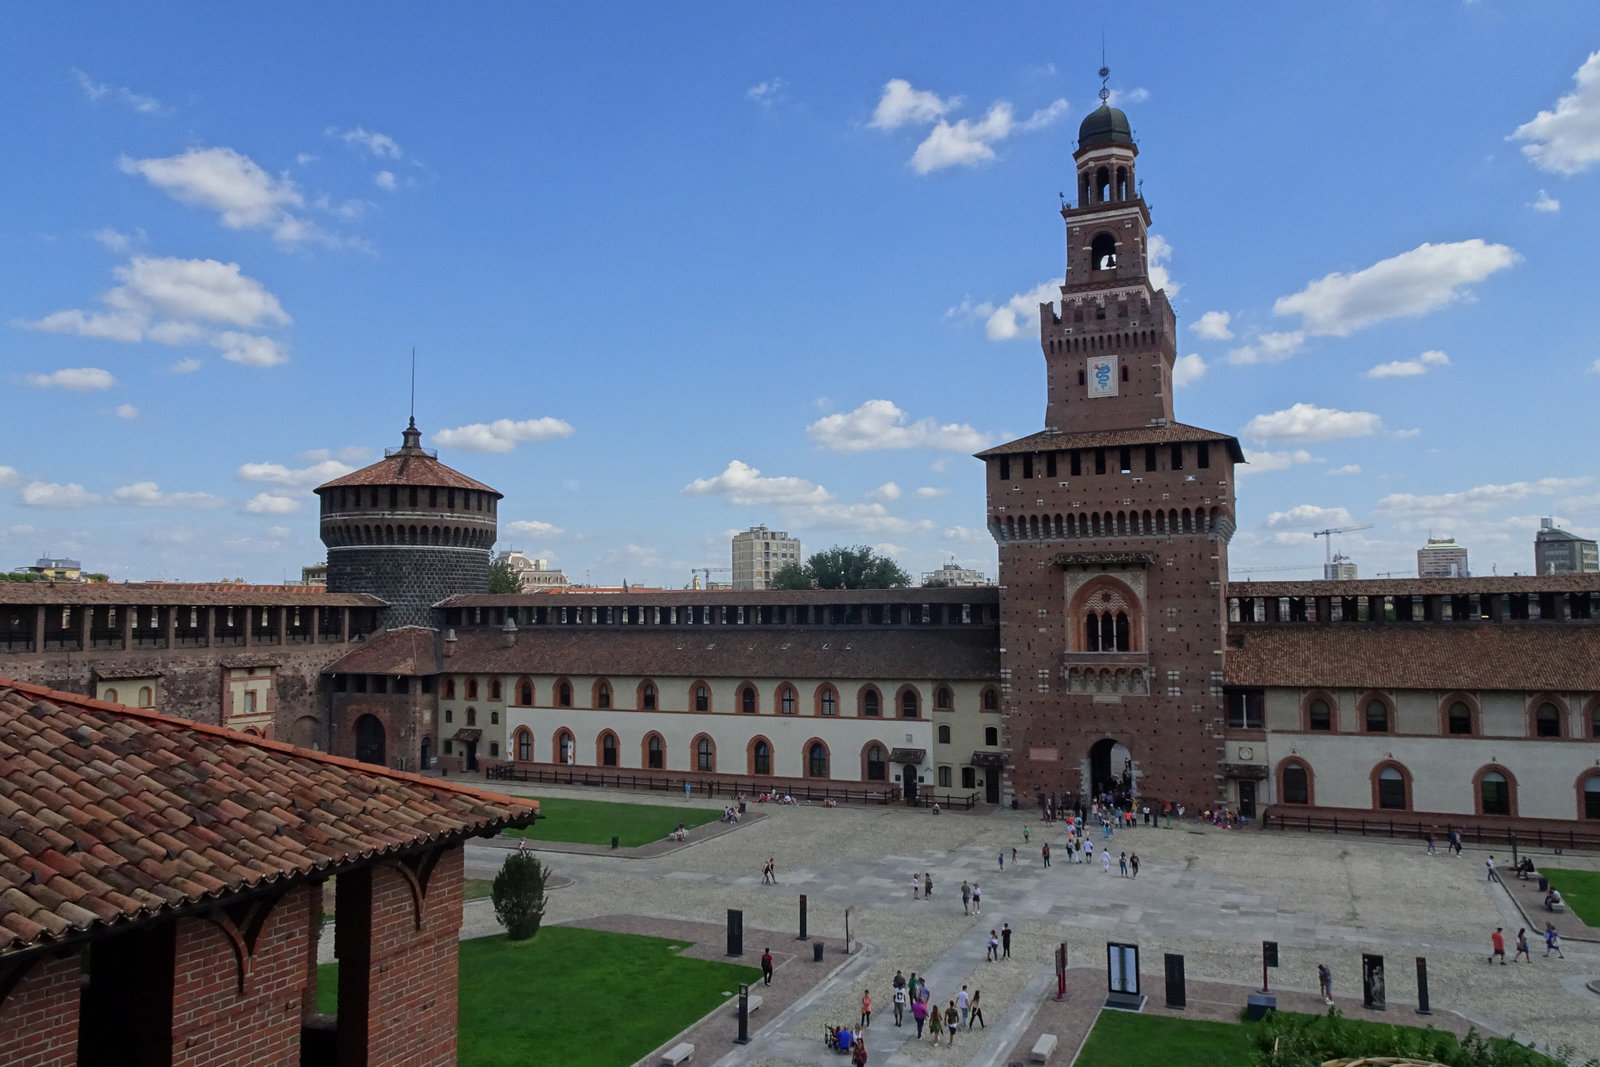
[1514,928,1532,963]
[911,994,928,1038]
[961,880,971,915]
[1085,839,1094,866]
[1042,842,1051,867]
[1119,851,1129,877]
[860,989,872,1028]
[1544,922,1565,958]
[851,1031,868,1067]
[986,929,999,961]
[1101,848,1111,873]
[892,984,907,1026]
[972,882,981,914]
[1317,962,1333,1005]
[969,989,985,1029]
[1449,828,1462,856]
[761,947,773,985]
[762,858,773,885]
[944,1001,960,1046]
[1485,855,1499,882]
[1023,825,1030,844]
[927,999,944,1045]
[1001,922,1012,959]
[924,872,933,899]
[1489,926,1507,964]
[998,851,1005,870]
[1425,831,1437,856]
[1130,852,1141,878]
[958,985,970,1029]
[912,873,920,900]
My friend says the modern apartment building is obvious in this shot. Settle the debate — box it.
[731,525,801,590]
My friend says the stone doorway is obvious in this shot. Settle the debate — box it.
[355,714,386,767]
[1088,737,1132,797]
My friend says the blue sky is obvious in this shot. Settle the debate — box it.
[5,3,1600,585]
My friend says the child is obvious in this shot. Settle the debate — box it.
[1544,922,1565,958]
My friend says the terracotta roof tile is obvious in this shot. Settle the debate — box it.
[0,584,385,607]
[315,445,500,495]
[975,423,1245,461]
[0,678,537,960]
[441,588,999,609]
[1227,575,1600,596]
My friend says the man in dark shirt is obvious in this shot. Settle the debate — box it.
[1001,923,1012,959]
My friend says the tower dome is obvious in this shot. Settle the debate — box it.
[1077,103,1133,149]
[315,420,501,628]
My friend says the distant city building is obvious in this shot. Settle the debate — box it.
[27,557,82,581]
[1416,538,1468,578]
[300,562,328,586]
[731,525,801,590]
[1535,517,1599,574]
[495,550,571,588]
[1323,554,1357,581]
[921,561,990,587]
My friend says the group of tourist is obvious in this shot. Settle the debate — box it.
[880,971,985,1046]
[1488,924,1565,962]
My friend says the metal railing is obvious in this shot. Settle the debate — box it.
[1260,811,1600,852]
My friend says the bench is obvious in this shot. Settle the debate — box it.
[1031,1033,1058,1062]
[731,994,763,1014]
[660,1042,694,1066]
[1550,901,1567,913]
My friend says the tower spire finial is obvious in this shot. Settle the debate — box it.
[1098,38,1111,105]
[408,346,416,429]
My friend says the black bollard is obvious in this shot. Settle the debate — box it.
[611,835,619,850]
[736,982,751,1044]
[1415,957,1431,1016]
[727,909,743,957]
[1164,953,1186,1009]
[798,894,808,940]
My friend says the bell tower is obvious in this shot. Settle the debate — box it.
[981,70,1241,815]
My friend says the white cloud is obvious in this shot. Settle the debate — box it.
[747,79,785,107]
[869,78,958,129]
[235,459,355,492]
[0,466,20,489]
[1266,504,1354,529]
[1239,449,1317,475]
[1242,403,1383,444]
[242,492,302,515]
[116,147,333,245]
[1273,240,1518,336]
[1376,477,1591,517]
[806,399,989,452]
[1531,189,1561,212]
[1226,330,1304,366]
[1367,349,1450,379]
[964,279,1058,341]
[25,367,116,391]
[328,126,403,159]
[1191,310,1233,340]
[1511,50,1600,175]
[1106,87,1149,106]
[914,486,950,499]
[114,404,138,419]
[1172,353,1207,388]
[1147,233,1178,295]
[296,153,318,166]
[942,525,989,543]
[601,543,664,571]
[373,170,397,190]
[909,99,1067,174]
[433,417,575,453]
[506,519,564,537]
[111,482,226,509]
[170,357,203,374]
[20,481,103,508]
[299,446,372,465]
[1326,464,1362,476]
[869,482,902,502]
[681,460,934,535]
[94,227,134,252]
[212,331,288,367]
[929,458,950,473]
[71,68,164,115]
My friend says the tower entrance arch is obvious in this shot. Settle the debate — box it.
[1088,737,1132,798]
[355,714,386,767]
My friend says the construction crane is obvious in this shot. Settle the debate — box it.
[1230,564,1322,578]
[1313,524,1373,566]
[691,567,732,590]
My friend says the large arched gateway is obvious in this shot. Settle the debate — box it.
[355,714,386,767]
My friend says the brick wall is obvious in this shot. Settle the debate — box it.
[0,953,81,1067]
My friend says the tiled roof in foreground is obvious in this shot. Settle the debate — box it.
[1224,624,1600,691]
[0,679,537,960]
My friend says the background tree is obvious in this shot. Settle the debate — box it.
[771,545,911,590]
[768,561,810,589]
[921,576,951,588]
[491,851,548,940]
[488,558,524,594]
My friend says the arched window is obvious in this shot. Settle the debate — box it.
[490,710,499,725]
[1376,765,1408,810]
[1583,773,1600,820]
[1480,770,1512,816]
[1592,702,1600,738]
[558,680,572,707]
[937,724,951,744]
[104,688,118,704]
[900,689,919,719]
[490,742,500,757]
[466,679,478,700]
[518,677,533,705]
[1084,613,1100,652]
[819,687,837,717]
[753,739,771,776]
[444,679,455,699]
[696,736,715,773]
[466,707,477,726]
[516,730,531,761]
[1364,699,1390,733]
[137,686,153,707]
[1447,701,1473,735]
[556,730,574,765]
[601,732,617,767]
[1091,231,1117,270]
[1535,702,1562,738]
[695,685,709,712]
[985,726,999,746]
[489,679,501,701]
[1283,762,1310,805]
[982,688,999,711]
[779,686,796,715]
[935,686,953,710]
[861,688,881,717]
[1308,698,1332,731]
[647,733,664,770]
[740,685,757,714]
[596,681,611,709]
[640,682,657,710]
[866,744,886,781]
[1115,612,1129,651]
[808,741,829,779]
[444,708,454,723]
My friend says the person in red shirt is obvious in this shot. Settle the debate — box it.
[860,990,872,1029]
[1489,927,1506,965]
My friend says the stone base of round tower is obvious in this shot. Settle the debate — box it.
[327,546,489,629]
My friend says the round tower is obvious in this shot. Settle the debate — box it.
[315,420,500,629]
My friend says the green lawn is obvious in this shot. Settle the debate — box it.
[498,796,721,847]
[1077,1009,1564,1067]
[316,926,761,1067]
[1540,867,1600,926]
[463,877,494,901]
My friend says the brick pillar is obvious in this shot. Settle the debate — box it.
[164,606,177,649]
[310,607,321,644]
[32,605,44,652]
[244,608,255,647]
[278,607,289,645]
[340,609,350,643]
[121,603,134,650]
[205,606,216,648]
[79,605,93,650]
[0,954,82,1067]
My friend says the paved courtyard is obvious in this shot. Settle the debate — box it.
[451,785,1600,1066]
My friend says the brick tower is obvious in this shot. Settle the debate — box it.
[979,87,1241,812]
[316,419,501,629]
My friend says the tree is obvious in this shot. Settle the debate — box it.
[488,559,524,594]
[772,545,911,590]
[921,577,951,588]
[491,851,548,940]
